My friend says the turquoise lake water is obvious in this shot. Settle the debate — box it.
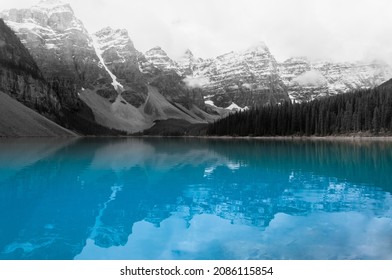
[0,138,391,260]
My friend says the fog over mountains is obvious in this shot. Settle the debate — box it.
[1,0,392,136]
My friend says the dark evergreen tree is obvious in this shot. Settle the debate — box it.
[207,83,392,137]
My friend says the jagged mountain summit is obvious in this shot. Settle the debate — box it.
[92,27,148,103]
[144,42,392,108]
[176,49,203,76]
[279,57,392,102]
[1,1,217,134]
[144,46,180,74]
[0,0,117,109]
[2,0,392,136]
[90,26,218,131]
[145,42,290,109]
[192,41,289,108]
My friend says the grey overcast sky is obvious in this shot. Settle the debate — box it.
[2,0,392,63]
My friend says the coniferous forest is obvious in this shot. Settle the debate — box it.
[207,80,392,136]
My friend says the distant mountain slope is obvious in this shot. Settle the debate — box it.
[279,57,392,102]
[0,16,123,136]
[144,42,289,109]
[1,1,218,134]
[145,44,392,108]
[79,85,217,133]
[0,91,75,137]
[2,0,391,136]
[0,18,60,118]
[0,0,116,108]
[377,77,392,91]
[207,83,392,137]
[91,27,147,99]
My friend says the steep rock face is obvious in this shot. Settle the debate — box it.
[145,46,180,74]
[279,57,327,102]
[177,49,202,76]
[92,27,148,106]
[146,70,204,109]
[143,47,207,111]
[0,0,115,108]
[279,57,392,102]
[0,18,60,118]
[92,27,211,125]
[146,43,392,108]
[1,1,219,134]
[192,42,289,108]
[145,43,290,109]
[0,19,75,136]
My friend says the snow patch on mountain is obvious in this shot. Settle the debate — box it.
[226,102,249,111]
[144,42,392,106]
[92,35,124,92]
[204,100,216,107]
[92,27,136,63]
[145,46,180,74]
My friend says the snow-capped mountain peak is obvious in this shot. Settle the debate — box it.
[183,49,194,58]
[279,57,392,102]
[177,48,203,75]
[145,46,179,73]
[0,0,115,100]
[31,0,77,22]
[91,35,124,92]
[3,0,86,34]
[93,27,136,54]
[146,46,169,57]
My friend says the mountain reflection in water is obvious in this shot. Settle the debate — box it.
[0,138,391,260]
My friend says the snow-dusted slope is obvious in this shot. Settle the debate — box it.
[177,49,203,75]
[279,57,392,102]
[145,42,392,107]
[193,42,288,107]
[1,2,216,133]
[0,0,115,108]
[92,35,124,92]
[4,0,391,135]
[145,46,181,74]
[92,27,148,104]
[145,42,289,108]
[90,27,216,131]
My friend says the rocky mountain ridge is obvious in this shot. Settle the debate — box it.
[0,18,74,136]
[2,0,392,136]
[1,0,217,134]
[0,17,61,119]
[0,0,116,109]
[91,26,218,126]
[279,57,392,102]
[144,43,392,108]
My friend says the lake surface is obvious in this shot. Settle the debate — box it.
[0,137,391,260]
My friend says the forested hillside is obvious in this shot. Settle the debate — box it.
[207,80,392,136]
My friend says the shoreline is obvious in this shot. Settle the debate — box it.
[130,134,392,142]
[184,135,392,141]
[3,134,392,142]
